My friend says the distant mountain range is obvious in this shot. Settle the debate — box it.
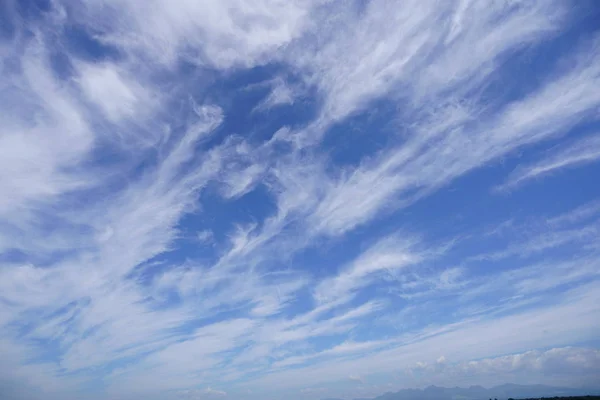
[323,384,600,400]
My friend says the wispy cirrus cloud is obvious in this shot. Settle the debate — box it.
[408,347,600,388]
[1,1,599,400]
[496,133,600,191]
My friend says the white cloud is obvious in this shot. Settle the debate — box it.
[314,235,423,303]
[410,347,600,387]
[273,339,392,368]
[285,0,565,138]
[253,76,299,112]
[0,40,93,224]
[547,199,600,227]
[76,62,149,122]
[300,387,327,394]
[245,281,600,390]
[204,388,227,397]
[73,0,317,68]
[496,133,600,191]
[304,34,600,237]
[178,387,227,399]
[470,224,598,262]
[197,230,214,243]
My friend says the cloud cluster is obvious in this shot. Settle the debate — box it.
[409,347,600,387]
[497,133,600,191]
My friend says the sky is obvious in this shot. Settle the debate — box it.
[1,1,600,399]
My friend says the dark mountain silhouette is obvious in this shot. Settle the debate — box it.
[517,397,600,400]
[322,384,600,400]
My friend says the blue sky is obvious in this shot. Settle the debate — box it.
[1,1,600,399]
